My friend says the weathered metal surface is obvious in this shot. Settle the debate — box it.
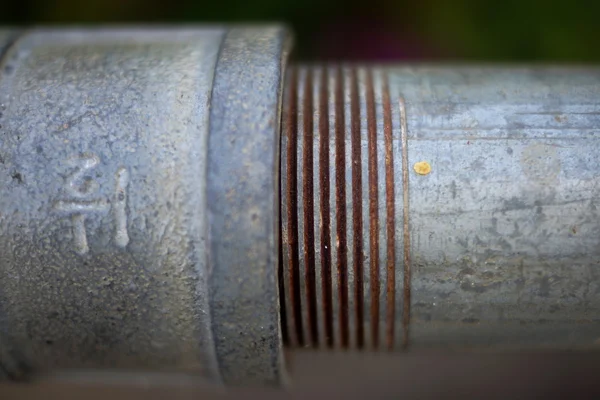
[206,27,289,385]
[402,67,600,348]
[1,25,600,385]
[0,26,290,385]
[0,27,226,381]
[281,65,600,350]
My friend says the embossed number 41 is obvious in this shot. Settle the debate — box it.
[53,154,129,254]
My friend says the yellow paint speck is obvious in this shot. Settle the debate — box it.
[413,161,431,175]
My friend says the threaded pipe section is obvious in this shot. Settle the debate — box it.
[280,66,408,350]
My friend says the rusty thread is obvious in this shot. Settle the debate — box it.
[382,74,396,350]
[286,66,304,347]
[302,69,318,347]
[281,66,404,351]
[350,68,364,349]
[335,66,349,349]
[319,67,334,348]
[366,69,380,349]
[400,96,411,349]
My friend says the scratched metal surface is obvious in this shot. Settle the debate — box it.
[282,66,600,351]
[0,28,229,380]
[402,67,600,347]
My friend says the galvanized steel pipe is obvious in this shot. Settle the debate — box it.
[280,66,600,352]
[0,27,599,386]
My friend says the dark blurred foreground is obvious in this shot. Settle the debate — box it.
[2,351,600,399]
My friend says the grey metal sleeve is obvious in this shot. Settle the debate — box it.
[0,27,226,381]
[281,65,600,351]
[207,26,290,386]
[0,27,289,385]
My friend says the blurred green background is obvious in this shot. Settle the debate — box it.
[1,0,599,62]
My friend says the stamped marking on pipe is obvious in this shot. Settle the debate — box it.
[114,167,130,248]
[70,214,91,255]
[54,154,130,254]
[413,161,431,176]
[65,154,101,198]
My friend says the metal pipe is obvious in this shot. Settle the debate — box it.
[281,65,600,351]
[0,26,288,386]
[0,26,599,386]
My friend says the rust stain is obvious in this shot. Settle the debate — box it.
[554,114,567,123]
[335,66,349,348]
[413,161,431,176]
[302,69,318,347]
[319,67,334,348]
[350,68,364,349]
[382,73,396,350]
[399,96,411,349]
[286,66,304,346]
[366,69,380,349]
